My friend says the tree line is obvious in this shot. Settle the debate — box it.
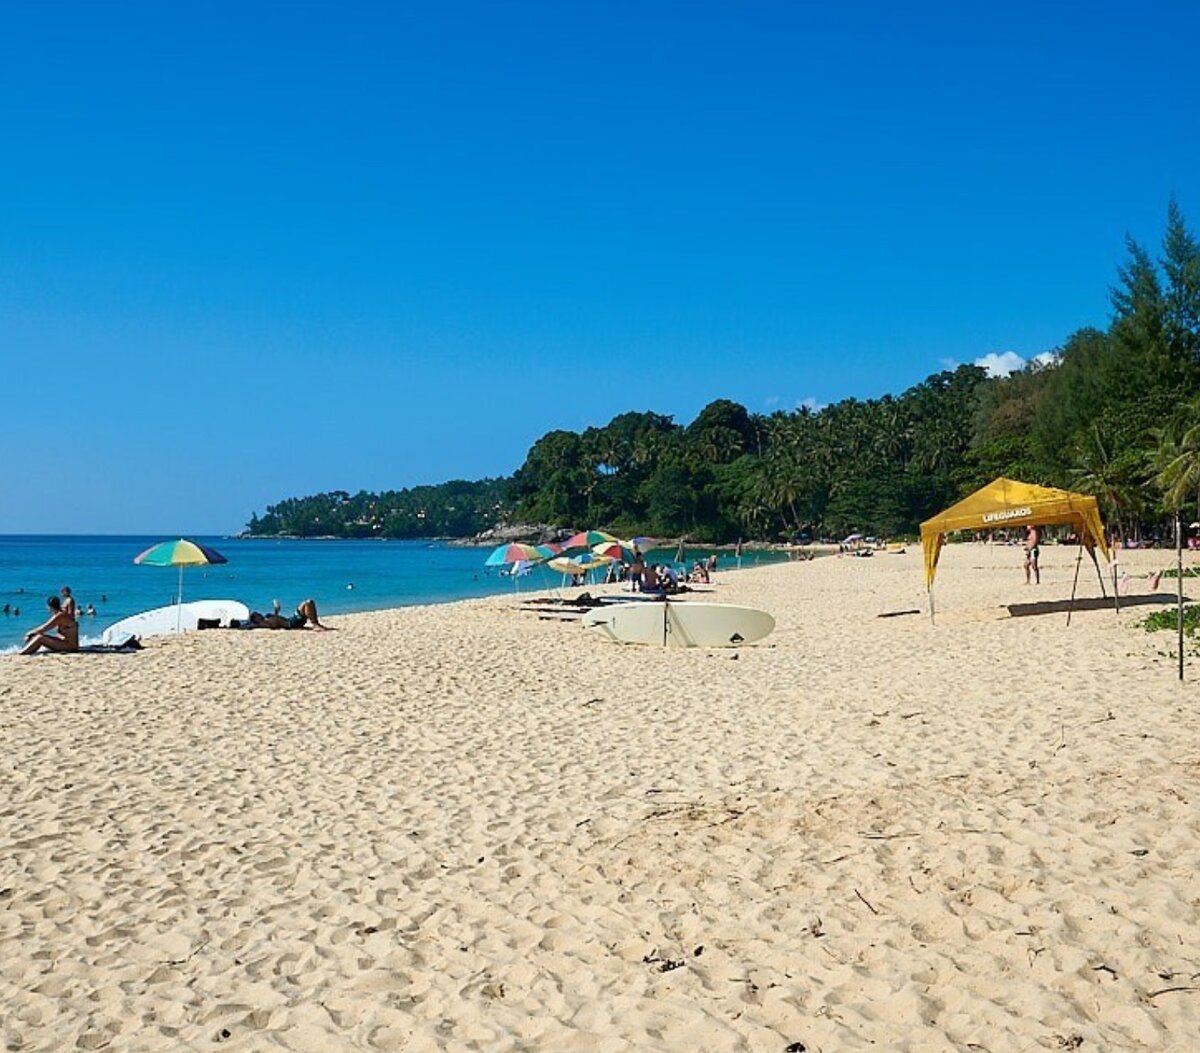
[246,202,1200,543]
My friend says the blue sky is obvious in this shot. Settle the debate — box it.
[2,1,1197,533]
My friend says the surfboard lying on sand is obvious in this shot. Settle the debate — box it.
[101,600,250,644]
[582,601,774,648]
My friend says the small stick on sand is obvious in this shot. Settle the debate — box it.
[1052,722,1068,756]
[1146,986,1199,1001]
[854,888,880,915]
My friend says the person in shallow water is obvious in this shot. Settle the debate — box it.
[20,595,80,655]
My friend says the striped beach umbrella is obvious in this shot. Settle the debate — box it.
[549,553,613,585]
[484,542,547,592]
[594,541,644,562]
[483,542,545,567]
[561,530,617,553]
[133,538,229,630]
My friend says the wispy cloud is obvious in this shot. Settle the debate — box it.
[764,395,780,407]
[939,357,959,370]
[797,396,826,413]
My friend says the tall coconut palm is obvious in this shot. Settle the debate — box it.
[1155,395,1200,516]
[1069,423,1133,541]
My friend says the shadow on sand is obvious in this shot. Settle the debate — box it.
[1006,592,1186,619]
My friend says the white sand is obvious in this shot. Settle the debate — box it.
[2,544,1199,1051]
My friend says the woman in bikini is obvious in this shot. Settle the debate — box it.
[20,596,80,655]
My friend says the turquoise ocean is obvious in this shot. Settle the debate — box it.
[0,536,785,653]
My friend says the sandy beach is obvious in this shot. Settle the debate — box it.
[2,545,1199,1052]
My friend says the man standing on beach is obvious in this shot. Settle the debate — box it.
[629,553,644,592]
[1024,525,1040,585]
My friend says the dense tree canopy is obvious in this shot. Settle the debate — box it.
[246,480,511,539]
[248,203,1200,543]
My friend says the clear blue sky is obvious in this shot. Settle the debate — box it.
[2,1,1197,533]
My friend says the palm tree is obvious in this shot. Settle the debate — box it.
[1155,396,1200,516]
[1069,423,1132,541]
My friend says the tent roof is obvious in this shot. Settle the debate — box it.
[921,478,1103,535]
[919,477,1111,588]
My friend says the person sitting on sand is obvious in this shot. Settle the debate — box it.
[20,596,80,655]
[248,598,330,630]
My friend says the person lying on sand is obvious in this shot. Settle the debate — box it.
[246,598,330,631]
[20,596,80,655]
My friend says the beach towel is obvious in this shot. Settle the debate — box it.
[78,638,144,654]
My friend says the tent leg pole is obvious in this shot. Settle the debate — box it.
[1092,550,1107,598]
[1178,513,1185,682]
[1112,559,1121,614]
[928,588,935,625]
[1066,545,1083,627]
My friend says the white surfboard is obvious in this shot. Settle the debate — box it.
[582,601,775,648]
[101,600,250,644]
[597,593,669,604]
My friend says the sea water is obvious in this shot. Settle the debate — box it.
[0,536,786,653]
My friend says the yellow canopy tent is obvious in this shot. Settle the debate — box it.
[920,477,1113,621]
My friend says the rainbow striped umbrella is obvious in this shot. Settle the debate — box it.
[561,530,617,553]
[484,542,545,567]
[134,538,229,629]
[548,554,612,583]
[594,539,651,561]
[134,538,228,568]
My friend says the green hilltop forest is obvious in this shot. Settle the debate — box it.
[247,203,1200,543]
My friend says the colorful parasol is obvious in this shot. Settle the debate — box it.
[549,554,613,576]
[592,541,641,561]
[561,529,617,553]
[483,542,545,567]
[133,538,229,630]
[134,538,228,568]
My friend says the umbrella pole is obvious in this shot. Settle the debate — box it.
[177,564,184,632]
[1178,513,1185,682]
[1111,556,1121,614]
[1066,545,1083,627]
